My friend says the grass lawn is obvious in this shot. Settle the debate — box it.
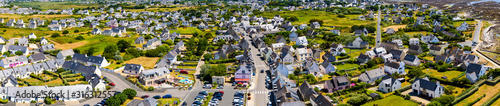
[176,65,197,69]
[75,35,137,56]
[490,96,500,106]
[456,82,500,106]
[336,63,360,71]
[259,10,374,27]
[0,14,83,21]
[170,27,206,35]
[126,6,194,12]
[12,1,98,10]
[157,98,181,106]
[405,31,429,36]
[362,95,419,106]
[452,20,476,27]
[423,69,463,79]
[443,85,465,96]
[343,48,367,60]
[0,28,58,39]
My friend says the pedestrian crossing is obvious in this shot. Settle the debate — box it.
[252,90,270,95]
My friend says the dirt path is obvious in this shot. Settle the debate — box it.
[383,25,407,31]
[47,38,88,50]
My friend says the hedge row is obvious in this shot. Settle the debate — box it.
[43,70,59,77]
[452,86,478,104]
[395,85,411,92]
[30,74,48,82]
[62,74,78,78]
[66,79,76,82]
[208,59,237,64]
[465,95,484,106]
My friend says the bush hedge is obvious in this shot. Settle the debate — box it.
[452,86,478,104]
[66,79,76,82]
[465,95,484,106]
[208,59,237,64]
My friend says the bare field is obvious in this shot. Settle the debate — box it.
[123,57,160,69]
[383,25,407,31]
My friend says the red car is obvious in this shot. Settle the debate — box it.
[108,83,115,86]
[218,91,224,94]
[141,95,149,98]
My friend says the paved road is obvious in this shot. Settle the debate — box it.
[471,21,500,68]
[180,54,206,105]
[375,5,381,47]
[472,20,482,43]
[245,36,270,106]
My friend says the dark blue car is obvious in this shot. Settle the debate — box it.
[153,95,161,99]
[162,94,172,98]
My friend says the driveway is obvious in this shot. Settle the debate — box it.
[401,89,431,105]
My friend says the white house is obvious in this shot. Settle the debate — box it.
[359,68,386,84]
[466,63,488,83]
[384,61,405,75]
[403,55,420,66]
[296,36,308,46]
[57,49,75,59]
[412,77,444,98]
[378,76,401,93]
[421,35,439,43]
[409,38,420,45]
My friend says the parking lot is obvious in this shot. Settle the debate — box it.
[183,83,248,106]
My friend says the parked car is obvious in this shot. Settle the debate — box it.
[261,70,264,73]
[232,82,236,86]
[217,84,224,89]
[163,94,172,98]
[153,95,161,99]
[199,90,208,95]
[108,83,115,86]
[203,84,212,89]
[181,102,187,106]
[141,95,149,98]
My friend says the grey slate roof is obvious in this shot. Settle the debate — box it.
[415,77,439,91]
[30,53,46,62]
[404,54,417,61]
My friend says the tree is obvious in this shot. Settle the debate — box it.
[106,96,121,106]
[122,88,137,99]
[117,40,131,52]
[203,54,213,60]
[347,94,372,105]
[427,101,442,106]
[75,35,85,40]
[309,18,324,26]
[51,33,61,37]
[86,47,96,56]
[74,29,80,33]
[62,30,69,34]
[44,97,52,105]
[407,68,423,78]
[103,45,119,59]
[15,51,23,55]
[3,51,10,56]
[434,95,454,105]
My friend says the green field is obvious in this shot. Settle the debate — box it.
[157,98,181,106]
[12,2,99,10]
[259,10,375,27]
[362,95,419,106]
[73,35,137,56]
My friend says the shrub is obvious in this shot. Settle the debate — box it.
[75,35,85,40]
[62,30,69,34]
[66,79,76,82]
[51,33,61,37]
[123,88,137,99]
